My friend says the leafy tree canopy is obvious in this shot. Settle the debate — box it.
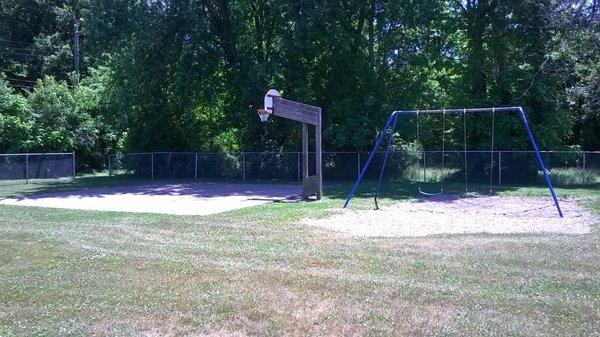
[1,0,598,171]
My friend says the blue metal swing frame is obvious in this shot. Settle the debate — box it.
[343,107,564,218]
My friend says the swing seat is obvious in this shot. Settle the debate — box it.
[416,110,447,198]
[418,187,444,196]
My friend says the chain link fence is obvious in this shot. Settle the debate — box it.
[1,151,595,187]
[108,151,600,187]
[0,153,76,183]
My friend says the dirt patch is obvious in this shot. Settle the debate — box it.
[305,196,598,237]
[0,182,301,215]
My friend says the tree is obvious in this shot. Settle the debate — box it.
[1,0,599,174]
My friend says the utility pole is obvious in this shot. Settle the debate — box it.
[72,14,80,83]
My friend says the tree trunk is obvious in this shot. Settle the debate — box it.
[201,0,238,67]
[368,0,375,66]
[468,3,487,102]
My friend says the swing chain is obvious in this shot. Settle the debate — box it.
[417,109,445,196]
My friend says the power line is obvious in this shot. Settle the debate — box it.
[0,40,61,51]
[0,48,47,56]
[0,45,38,53]
[6,77,37,83]
[0,47,58,57]
[0,50,43,57]
[0,44,58,57]
[0,45,56,54]
[7,83,34,89]
[0,38,36,45]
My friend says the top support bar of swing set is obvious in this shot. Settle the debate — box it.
[390,106,521,115]
[342,106,564,218]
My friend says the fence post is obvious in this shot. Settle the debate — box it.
[151,153,154,180]
[498,151,502,186]
[195,153,198,180]
[357,152,361,179]
[108,154,112,177]
[242,152,246,181]
[72,152,76,180]
[582,151,586,185]
[25,154,29,184]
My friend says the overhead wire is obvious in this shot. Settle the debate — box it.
[0,48,51,56]
[0,50,44,57]
[7,83,34,89]
[0,44,58,51]
[0,38,37,45]
[6,77,37,83]
[0,41,63,60]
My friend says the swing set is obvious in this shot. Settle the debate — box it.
[343,107,563,217]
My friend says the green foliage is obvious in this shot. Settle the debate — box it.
[0,0,598,171]
[0,71,115,171]
[0,78,35,152]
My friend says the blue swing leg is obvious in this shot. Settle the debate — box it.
[374,114,399,208]
[343,112,397,208]
[518,108,563,217]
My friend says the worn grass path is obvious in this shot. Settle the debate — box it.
[0,179,599,336]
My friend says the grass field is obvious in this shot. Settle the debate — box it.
[0,177,599,336]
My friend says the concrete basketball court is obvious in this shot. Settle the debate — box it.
[0,182,302,215]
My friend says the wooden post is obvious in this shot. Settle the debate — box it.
[315,108,323,199]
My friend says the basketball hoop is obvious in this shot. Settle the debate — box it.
[258,89,280,122]
[256,88,323,200]
[257,108,271,122]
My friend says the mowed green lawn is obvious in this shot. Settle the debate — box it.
[0,178,599,336]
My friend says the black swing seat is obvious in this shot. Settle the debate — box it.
[418,187,443,196]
